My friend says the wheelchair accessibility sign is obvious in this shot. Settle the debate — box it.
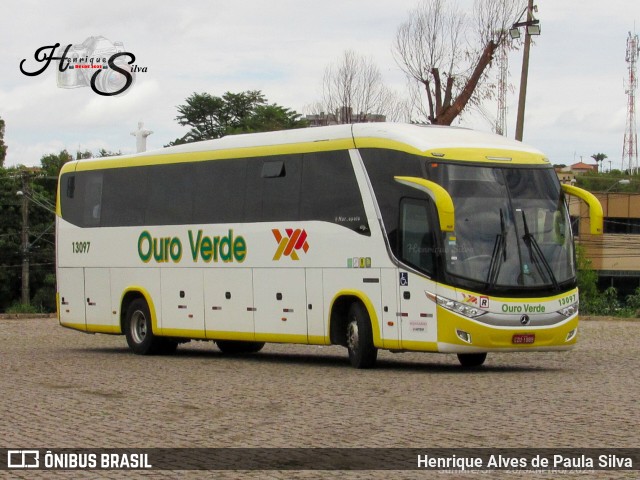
[399,272,409,287]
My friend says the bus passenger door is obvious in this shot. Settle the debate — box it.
[253,269,307,340]
[84,268,114,329]
[398,197,438,348]
[204,268,255,339]
[58,267,86,329]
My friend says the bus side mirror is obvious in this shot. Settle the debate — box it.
[561,184,603,235]
[394,176,455,232]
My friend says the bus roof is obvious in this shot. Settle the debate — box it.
[65,123,549,174]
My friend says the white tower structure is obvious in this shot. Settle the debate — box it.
[623,32,639,174]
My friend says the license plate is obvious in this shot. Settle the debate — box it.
[512,333,535,344]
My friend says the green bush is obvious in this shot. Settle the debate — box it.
[576,245,639,317]
[31,273,56,313]
[6,302,45,314]
[625,287,640,318]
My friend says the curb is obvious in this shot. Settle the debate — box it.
[0,313,56,320]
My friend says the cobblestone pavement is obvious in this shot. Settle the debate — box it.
[1,317,638,479]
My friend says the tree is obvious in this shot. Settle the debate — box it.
[40,150,73,177]
[0,168,21,310]
[233,104,306,134]
[0,165,57,312]
[313,50,409,124]
[0,116,7,167]
[97,148,122,157]
[169,90,307,145]
[591,153,608,172]
[394,0,524,125]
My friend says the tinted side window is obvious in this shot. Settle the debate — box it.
[301,151,369,234]
[61,150,372,231]
[82,171,103,228]
[400,198,436,276]
[60,170,103,227]
[101,167,147,226]
[244,155,303,222]
[60,173,82,226]
[146,163,194,225]
[193,159,246,224]
[360,149,423,253]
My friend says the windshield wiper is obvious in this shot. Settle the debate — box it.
[519,209,560,291]
[486,208,507,289]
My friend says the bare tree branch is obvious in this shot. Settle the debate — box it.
[394,0,524,125]
[318,50,410,124]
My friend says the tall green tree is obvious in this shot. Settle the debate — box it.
[0,115,7,167]
[0,168,21,310]
[40,150,73,177]
[0,165,56,312]
[169,90,307,145]
[591,153,608,172]
[97,148,122,157]
[76,150,93,160]
[232,104,306,134]
[23,171,57,312]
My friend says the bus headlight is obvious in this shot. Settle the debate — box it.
[558,303,578,318]
[426,292,487,319]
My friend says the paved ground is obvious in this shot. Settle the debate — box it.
[1,317,638,479]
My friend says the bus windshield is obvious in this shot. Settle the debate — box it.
[426,164,575,293]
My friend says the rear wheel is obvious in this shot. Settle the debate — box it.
[457,352,487,368]
[216,340,265,354]
[125,298,177,355]
[346,302,378,369]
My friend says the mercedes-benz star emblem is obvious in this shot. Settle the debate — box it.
[520,314,530,325]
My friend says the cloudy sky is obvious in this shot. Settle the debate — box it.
[2,0,639,170]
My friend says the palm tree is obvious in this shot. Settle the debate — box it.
[591,153,608,172]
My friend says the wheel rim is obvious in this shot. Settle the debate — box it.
[131,310,147,344]
[347,320,359,352]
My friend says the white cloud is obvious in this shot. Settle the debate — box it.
[1,0,640,168]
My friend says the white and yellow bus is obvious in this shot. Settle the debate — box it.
[56,123,603,368]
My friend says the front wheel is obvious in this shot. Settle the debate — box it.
[346,303,378,369]
[457,352,487,368]
[125,298,177,355]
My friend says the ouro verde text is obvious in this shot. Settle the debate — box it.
[137,229,246,263]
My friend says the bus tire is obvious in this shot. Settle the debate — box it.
[457,352,487,368]
[216,340,265,354]
[125,298,167,355]
[346,302,378,369]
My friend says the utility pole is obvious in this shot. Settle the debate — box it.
[496,39,509,136]
[514,0,535,142]
[20,174,30,306]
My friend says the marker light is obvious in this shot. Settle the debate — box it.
[566,328,577,342]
